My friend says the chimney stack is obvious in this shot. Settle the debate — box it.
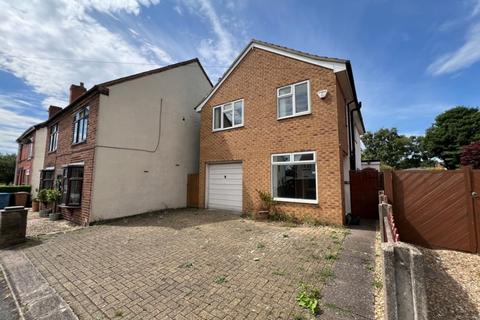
[69,82,86,103]
[48,105,63,119]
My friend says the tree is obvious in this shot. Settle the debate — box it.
[0,153,16,184]
[460,142,480,169]
[362,128,407,168]
[362,128,434,169]
[424,106,480,169]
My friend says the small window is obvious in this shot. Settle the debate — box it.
[271,151,317,203]
[28,142,33,159]
[48,124,58,152]
[62,166,84,206]
[277,80,310,119]
[40,169,55,189]
[73,107,89,144]
[212,99,244,131]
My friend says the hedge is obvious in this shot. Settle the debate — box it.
[0,185,32,193]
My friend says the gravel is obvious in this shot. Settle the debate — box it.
[418,246,480,319]
[374,227,384,320]
[27,211,82,237]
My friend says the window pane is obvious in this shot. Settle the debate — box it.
[83,118,88,140]
[70,167,83,178]
[272,155,290,162]
[273,164,316,200]
[278,86,291,96]
[213,107,221,129]
[223,103,232,111]
[278,96,293,118]
[233,101,243,125]
[223,109,233,128]
[294,153,314,161]
[295,82,308,113]
[69,180,82,205]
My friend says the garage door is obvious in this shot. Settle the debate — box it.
[207,163,242,212]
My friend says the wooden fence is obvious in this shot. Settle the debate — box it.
[384,167,480,253]
[187,174,199,208]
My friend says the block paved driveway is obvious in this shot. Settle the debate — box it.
[21,209,345,319]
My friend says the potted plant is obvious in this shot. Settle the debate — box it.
[32,197,40,212]
[255,190,275,220]
[38,189,51,217]
[46,189,62,221]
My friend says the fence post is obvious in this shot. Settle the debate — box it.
[463,166,478,253]
[384,170,394,206]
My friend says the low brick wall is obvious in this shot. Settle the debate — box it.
[378,192,428,320]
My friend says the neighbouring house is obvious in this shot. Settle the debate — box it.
[362,160,381,171]
[195,40,365,225]
[15,122,48,198]
[36,59,211,225]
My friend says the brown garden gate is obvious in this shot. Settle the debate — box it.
[187,173,199,208]
[350,168,383,219]
[384,167,480,253]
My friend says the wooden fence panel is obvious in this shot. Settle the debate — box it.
[187,174,199,208]
[390,169,478,253]
[350,169,381,219]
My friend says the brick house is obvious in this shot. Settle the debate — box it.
[195,40,365,225]
[37,59,211,225]
[15,122,47,197]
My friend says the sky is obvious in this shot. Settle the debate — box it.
[0,0,479,153]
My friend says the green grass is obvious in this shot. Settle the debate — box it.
[214,276,227,284]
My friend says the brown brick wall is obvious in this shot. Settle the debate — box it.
[199,48,346,225]
[43,95,99,226]
[16,132,34,185]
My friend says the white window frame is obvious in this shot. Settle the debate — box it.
[27,141,33,159]
[72,106,89,144]
[277,80,311,120]
[212,99,244,131]
[48,124,58,152]
[271,151,318,204]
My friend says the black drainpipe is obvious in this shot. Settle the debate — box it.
[349,101,362,171]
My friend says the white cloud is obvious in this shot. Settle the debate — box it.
[428,0,480,75]
[0,0,169,105]
[180,0,241,66]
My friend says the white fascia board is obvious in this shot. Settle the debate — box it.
[195,43,347,112]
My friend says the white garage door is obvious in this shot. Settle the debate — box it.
[207,163,242,212]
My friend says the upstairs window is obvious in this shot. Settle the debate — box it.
[48,124,58,152]
[277,80,310,119]
[271,151,317,203]
[27,142,33,159]
[62,166,84,206]
[213,99,243,131]
[40,169,55,189]
[73,107,89,144]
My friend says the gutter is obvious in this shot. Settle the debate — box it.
[349,101,362,171]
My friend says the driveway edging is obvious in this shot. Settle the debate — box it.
[0,248,78,320]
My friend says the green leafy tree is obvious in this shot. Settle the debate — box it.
[0,153,16,184]
[362,128,434,169]
[362,128,409,168]
[424,106,480,169]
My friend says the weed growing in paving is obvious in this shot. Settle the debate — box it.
[179,262,193,268]
[320,267,335,282]
[272,269,287,276]
[214,276,227,284]
[256,243,265,249]
[324,253,338,261]
[297,283,321,315]
[372,279,383,289]
[114,310,123,317]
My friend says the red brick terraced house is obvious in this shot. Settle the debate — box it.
[38,59,212,225]
[195,40,365,225]
[15,121,48,198]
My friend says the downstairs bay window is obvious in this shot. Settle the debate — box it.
[271,151,317,203]
[61,166,84,206]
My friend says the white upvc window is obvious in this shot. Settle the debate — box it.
[277,80,311,119]
[27,141,33,159]
[212,99,244,131]
[48,124,58,152]
[271,151,317,204]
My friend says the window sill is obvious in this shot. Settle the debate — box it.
[277,111,311,121]
[72,140,87,147]
[48,150,57,154]
[274,197,318,204]
[212,125,244,132]
[58,204,81,209]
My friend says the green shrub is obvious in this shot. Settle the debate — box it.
[0,185,31,193]
[37,189,49,204]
